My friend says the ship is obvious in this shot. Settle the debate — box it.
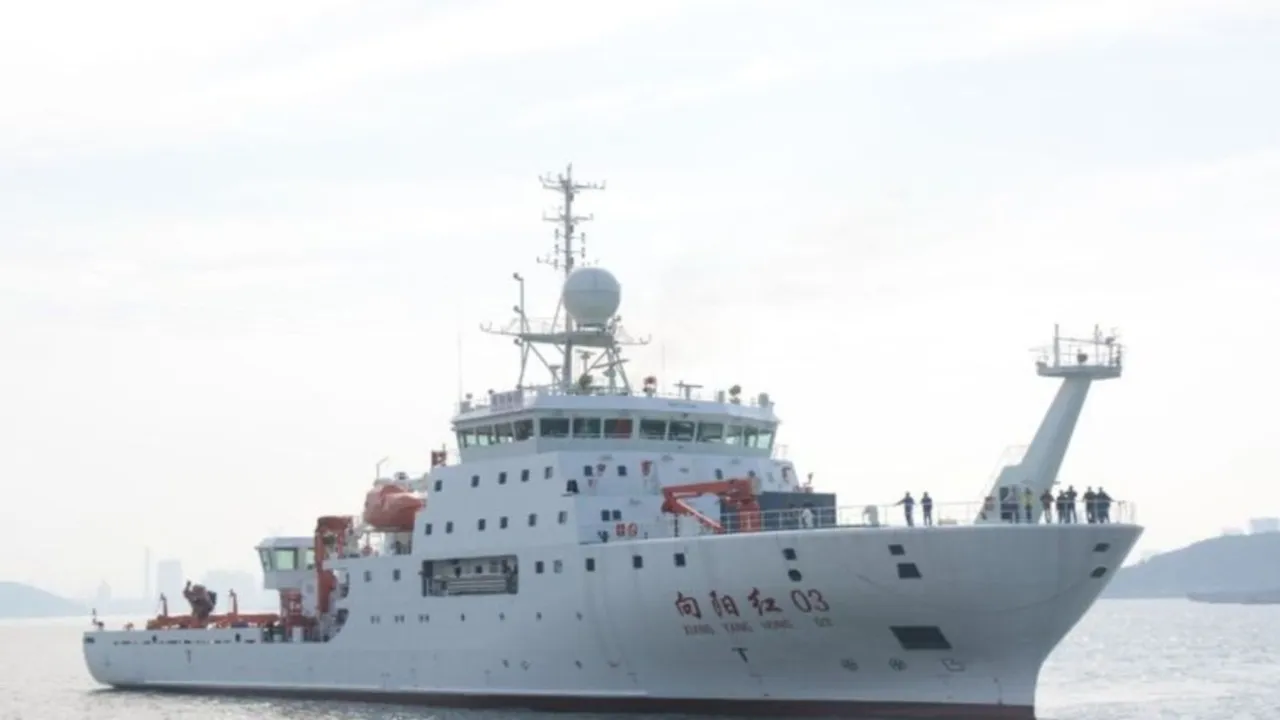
[83,165,1142,719]
[1187,589,1280,605]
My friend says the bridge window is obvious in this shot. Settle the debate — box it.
[457,428,474,448]
[697,422,724,442]
[742,426,759,448]
[604,418,633,439]
[724,424,744,445]
[572,417,602,438]
[274,548,298,571]
[474,426,495,446]
[513,419,534,441]
[539,418,570,438]
[304,548,315,570]
[494,423,514,443]
[756,425,775,450]
[639,418,667,440]
[257,549,272,572]
[668,421,695,442]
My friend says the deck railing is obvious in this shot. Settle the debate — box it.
[585,498,1137,542]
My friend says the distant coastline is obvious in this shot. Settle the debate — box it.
[1105,531,1280,600]
[0,581,89,619]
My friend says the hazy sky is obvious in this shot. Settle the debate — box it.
[2,0,1277,598]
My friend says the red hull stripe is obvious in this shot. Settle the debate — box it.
[108,685,1034,719]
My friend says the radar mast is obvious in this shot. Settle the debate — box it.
[480,164,650,395]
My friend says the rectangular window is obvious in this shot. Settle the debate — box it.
[528,513,538,527]
[586,558,596,571]
[424,523,433,535]
[457,429,475,448]
[724,425,744,445]
[473,426,495,446]
[513,419,535,441]
[890,626,953,651]
[520,469,531,482]
[603,418,632,439]
[478,519,487,531]
[600,510,610,521]
[742,426,760,448]
[572,417,602,438]
[544,466,554,479]
[617,464,628,476]
[638,418,667,440]
[494,423,514,443]
[498,471,508,485]
[757,424,775,450]
[558,510,568,524]
[539,418,570,438]
[274,549,298,571]
[553,560,563,574]
[499,516,509,529]
[668,420,695,442]
[535,561,545,574]
[697,422,725,442]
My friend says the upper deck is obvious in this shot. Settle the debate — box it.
[452,382,781,463]
[455,384,777,423]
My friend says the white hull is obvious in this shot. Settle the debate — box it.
[85,522,1140,718]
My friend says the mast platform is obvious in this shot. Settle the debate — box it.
[1035,324,1123,380]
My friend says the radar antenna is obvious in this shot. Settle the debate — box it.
[538,163,604,284]
[479,164,651,395]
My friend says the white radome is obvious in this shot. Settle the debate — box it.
[562,266,621,326]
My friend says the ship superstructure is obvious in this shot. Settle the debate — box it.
[83,166,1143,720]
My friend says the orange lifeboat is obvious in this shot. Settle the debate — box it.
[362,482,425,531]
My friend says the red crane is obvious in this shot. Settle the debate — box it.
[660,478,762,533]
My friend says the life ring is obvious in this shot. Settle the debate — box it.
[614,522,626,537]
[626,522,639,537]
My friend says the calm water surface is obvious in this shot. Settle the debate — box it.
[0,600,1272,720]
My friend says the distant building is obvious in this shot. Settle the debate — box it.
[155,559,184,606]
[1248,517,1280,535]
[201,570,267,611]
